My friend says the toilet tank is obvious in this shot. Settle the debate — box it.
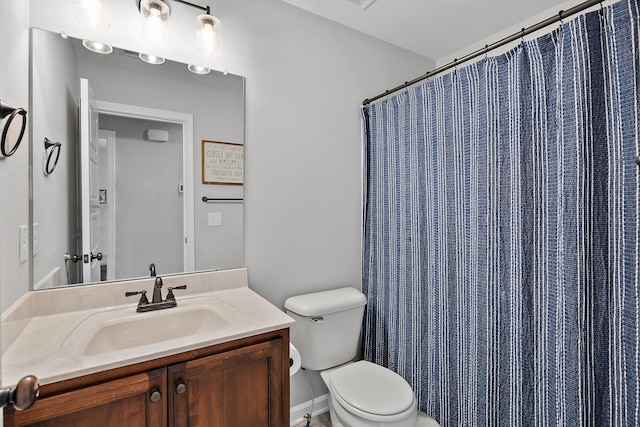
[284,287,367,371]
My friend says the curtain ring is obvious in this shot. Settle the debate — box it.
[520,28,525,47]
[484,45,489,62]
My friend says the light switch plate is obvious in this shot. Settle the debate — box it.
[208,212,222,227]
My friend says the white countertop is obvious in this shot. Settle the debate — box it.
[1,268,294,387]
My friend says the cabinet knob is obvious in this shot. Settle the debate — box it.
[149,389,162,403]
[175,382,187,395]
[0,375,39,411]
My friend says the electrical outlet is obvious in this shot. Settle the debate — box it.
[18,225,28,264]
[33,223,39,256]
[208,212,222,227]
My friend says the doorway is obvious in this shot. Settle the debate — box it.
[98,116,184,280]
[94,101,195,280]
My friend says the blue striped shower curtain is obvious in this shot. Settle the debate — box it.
[362,1,640,426]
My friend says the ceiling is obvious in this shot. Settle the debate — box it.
[280,0,581,63]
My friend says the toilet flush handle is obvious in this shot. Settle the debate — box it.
[310,316,324,323]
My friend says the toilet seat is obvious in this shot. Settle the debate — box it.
[329,361,415,420]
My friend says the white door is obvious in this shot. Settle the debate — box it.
[80,79,102,283]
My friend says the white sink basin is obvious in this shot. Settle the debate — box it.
[60,297,244,357]
[83,307,229,355]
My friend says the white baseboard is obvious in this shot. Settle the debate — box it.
[290,394,330,426]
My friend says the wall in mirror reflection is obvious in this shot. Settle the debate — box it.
[31,28,245,289]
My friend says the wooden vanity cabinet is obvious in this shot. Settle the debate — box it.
[4,329,289,427]
[169,339,286,426]
[3,368,167,427]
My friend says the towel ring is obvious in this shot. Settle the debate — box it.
[0,100,27,158]
[43,138,61,176]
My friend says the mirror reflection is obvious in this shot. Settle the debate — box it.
[30,28,245,290]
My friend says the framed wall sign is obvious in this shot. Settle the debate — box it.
[202,140,244,185]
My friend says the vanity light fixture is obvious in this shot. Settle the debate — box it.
[139,52,166,64]
[82,39,113,54]
[76,0,110,30]
[137,0,221,56]
[0,100,27,158]
[187,64,210,75]
[139,0,171,42]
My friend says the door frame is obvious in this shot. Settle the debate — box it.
[80,79,102,283]
[98,130,117,281]
[95,101,195,274]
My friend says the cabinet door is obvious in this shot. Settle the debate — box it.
[168,338,287,427]
[4,368,166,427]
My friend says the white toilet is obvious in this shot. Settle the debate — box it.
[285,287,439,427]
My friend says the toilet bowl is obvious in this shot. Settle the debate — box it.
[320,361,418,427]
[284,287,440,427]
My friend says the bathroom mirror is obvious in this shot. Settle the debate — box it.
[30,28,245,289]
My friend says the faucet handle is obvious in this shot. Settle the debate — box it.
[166,285,187,301]
[125,290,149,305]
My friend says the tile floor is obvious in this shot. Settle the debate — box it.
[294,411,332,427]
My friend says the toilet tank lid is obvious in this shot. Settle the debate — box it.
[284,287,367,316]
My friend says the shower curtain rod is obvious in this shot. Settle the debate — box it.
[362,0,604,105]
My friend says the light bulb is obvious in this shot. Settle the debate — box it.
[149,2,162,17]
[203,20,214,32]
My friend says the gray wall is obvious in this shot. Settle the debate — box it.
[31,28,79,288]
[99,115,183,279]
[21,0,435,309]
[0,0,30,311]
[14,0,435,409]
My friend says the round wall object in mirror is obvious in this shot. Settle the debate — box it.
[139,52,165,65]
[82,39,113,54]
[188,64,211,75]
[0,100,27,158]
[43,138,62,176]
